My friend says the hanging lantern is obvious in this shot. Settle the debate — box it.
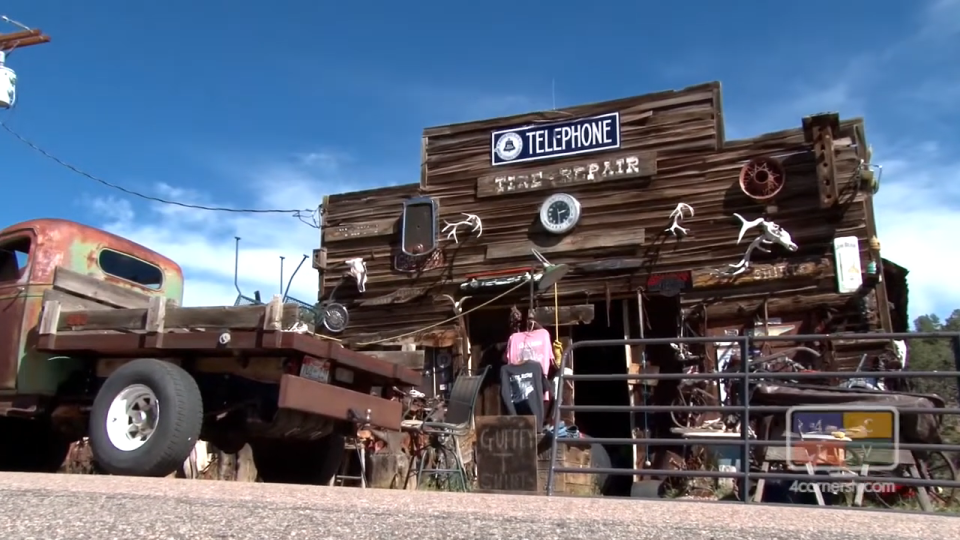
[0,51,16,109]
[869,236,881,251]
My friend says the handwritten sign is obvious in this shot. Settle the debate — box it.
[475,415,538,492]
[323,218,396,242]
[476,151,657,198]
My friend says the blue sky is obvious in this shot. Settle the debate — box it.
[1,0,957,321]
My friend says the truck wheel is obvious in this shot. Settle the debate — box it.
[0,417,71,472]
[252,433,345,485]
[88,359,203,477]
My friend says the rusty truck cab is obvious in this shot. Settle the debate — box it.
[0,218,183,399]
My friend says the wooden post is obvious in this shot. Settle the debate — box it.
[622,300,639,482]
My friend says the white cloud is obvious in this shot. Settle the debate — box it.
[89,157,339,308]
[873,145,960,321]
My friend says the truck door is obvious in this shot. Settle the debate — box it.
[0,232,33,391]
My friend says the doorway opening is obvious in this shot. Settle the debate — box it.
[570,299,631,495]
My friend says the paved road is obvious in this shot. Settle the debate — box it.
[0,473,955,540]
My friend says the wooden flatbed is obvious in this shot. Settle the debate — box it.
[35,288,420,431]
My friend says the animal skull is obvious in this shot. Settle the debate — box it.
[725,213,798,275]
[344,257,367,293]
[665,203,694,236]
[442,213,483,244]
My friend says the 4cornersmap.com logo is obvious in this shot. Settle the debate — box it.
[785,405,900,472]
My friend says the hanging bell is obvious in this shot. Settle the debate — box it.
[869,236,881,251]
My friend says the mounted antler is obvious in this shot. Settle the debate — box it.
[725,213,798,276]
[344,257,367,293]
[665,203,694,236]
[442,213,482,244]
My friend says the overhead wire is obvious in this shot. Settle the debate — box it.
[0,119,322,227]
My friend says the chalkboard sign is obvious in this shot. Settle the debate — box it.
[475,415,538,493]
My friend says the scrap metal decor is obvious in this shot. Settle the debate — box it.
[491,112,621,166]
[394,249,446,274]
[460,267,538,291]
[646,271,691,297]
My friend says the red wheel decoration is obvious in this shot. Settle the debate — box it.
[739,157,786,201]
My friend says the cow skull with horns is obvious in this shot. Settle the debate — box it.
[725,213,798,276]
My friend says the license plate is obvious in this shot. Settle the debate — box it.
[300,358,330,383]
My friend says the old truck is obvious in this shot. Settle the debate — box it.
[0,218,420,482]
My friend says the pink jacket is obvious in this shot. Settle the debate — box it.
[506,329,555,399]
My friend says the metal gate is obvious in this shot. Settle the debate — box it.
[545,332,960,508]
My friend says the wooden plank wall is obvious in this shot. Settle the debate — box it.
[319,81,889,356]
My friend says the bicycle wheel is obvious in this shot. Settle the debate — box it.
[918,450,958,506]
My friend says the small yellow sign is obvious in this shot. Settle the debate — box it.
[843,411,894,439]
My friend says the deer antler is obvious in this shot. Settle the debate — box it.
[666,203,695,236]
[733,213,765,244]
[442,213,483,244]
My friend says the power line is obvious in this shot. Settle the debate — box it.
[0,120,322,225]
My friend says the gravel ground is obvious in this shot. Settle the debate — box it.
[0,472,956,540]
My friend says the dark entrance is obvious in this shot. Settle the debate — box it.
[570,299,631,495]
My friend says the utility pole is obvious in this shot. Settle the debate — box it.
[0,17,51,109]
[0,20,51,52]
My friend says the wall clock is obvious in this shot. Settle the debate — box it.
[539,193,581,235]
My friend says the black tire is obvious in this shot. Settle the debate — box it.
[251,432,345,485]
[88,358,203,477]
[0,417,71,472]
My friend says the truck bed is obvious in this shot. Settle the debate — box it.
[32,268,421,430]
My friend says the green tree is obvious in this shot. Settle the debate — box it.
[908,310,960,406]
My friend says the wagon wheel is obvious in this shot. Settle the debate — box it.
[918,451,959,506]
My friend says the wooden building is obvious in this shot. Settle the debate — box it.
[312,81,902,463]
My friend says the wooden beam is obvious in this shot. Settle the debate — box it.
[364,350,426,370]
[691,258,833,289]
[53,302,301,334]
[486,228,643,260]
[345,327,458,349]
[573,258,645,274]
[476,151,657,198]
[803,113,840,209]
[322,217,398,242]
[52,267,173,309]
[530,305,595,326]
[357,286,429,306]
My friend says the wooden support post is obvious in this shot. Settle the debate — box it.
[263,295,283,331]
[145,296,167,333]
[39,300,61,336]
[622,300,639,482]
[803,113,840,209]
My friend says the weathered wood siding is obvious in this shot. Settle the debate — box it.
[319,81,889,353]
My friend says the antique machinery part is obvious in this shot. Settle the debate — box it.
[400,197,439,256]
[320,303,350,333]
[317,278,350,333]
[282,255,309,301]
[738,157,786,201]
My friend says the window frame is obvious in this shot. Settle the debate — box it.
[96,248,165,290]
[0,233,34,285]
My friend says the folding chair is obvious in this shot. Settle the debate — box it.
[405,365,489,491]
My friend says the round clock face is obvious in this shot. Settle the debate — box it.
[539,193,581,234]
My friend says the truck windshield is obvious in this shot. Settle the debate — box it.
[98,249,163,289]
